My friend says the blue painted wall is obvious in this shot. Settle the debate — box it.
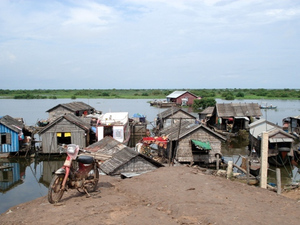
[0,124,19,153]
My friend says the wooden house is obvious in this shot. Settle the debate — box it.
[85,136,163,177]
[0,115,32,156]
[38,114,91,154]
[156,107,196,131]
[159,120,226,166]
[166,91,198,106]
[282,115,300,137]
[208,103,262,133]
[198,106,214,123]
[46,101,96,120]
[249,119,295,166]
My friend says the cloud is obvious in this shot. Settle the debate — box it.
[0,0,300,89]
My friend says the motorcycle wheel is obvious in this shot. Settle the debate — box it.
[87,168,99,192]
[78,168,99,194]
[48,174,65,204]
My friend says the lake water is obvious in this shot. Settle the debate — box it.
[0,98,300,214]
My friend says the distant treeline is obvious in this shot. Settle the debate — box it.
[0,88,299,100]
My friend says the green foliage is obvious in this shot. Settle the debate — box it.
[225,93,235,100]
[71,95,76,99]
[192,98,216,111]
[1,88,299,100]
[236,92,244,97]
[151,90,161,95]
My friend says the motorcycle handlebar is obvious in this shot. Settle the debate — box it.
[79,149,91,154]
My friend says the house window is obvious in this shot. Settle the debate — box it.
[57,132,72,145]
[0,133,11,145]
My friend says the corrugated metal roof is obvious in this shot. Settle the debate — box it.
[157,107,196,119]
[90,137,163,175]
[159,120,226,141]
[199,107,214,115]
[0,115,24,133]
[250,119,296,140]
[269,138,294,143]
[166,91,188,98]
[46,101,95,113]
[38,113,90,134]
[216,103,261,118]
[85,136,127,155]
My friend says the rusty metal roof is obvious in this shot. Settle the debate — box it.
[216,103,261,118]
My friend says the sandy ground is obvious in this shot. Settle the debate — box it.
[1,165,300,225]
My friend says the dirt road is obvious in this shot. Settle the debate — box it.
[1,165,300,225]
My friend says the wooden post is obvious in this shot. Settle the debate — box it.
[260,132,268,189]
[276,168,281,194]
[216,154,220,170]
[227,161,233,179]
[246,157,249,184]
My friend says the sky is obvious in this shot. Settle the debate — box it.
[0,0,299,90]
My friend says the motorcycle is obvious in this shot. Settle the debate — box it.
[48,144,100,204]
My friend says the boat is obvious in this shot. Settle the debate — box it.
[240,152,261,177]
[260,104,277,109]
[95,112,131,145]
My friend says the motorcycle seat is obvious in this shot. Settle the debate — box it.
[77,155,94,164]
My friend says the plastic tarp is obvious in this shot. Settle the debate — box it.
[132,113,145,118]
[191,140,211,150]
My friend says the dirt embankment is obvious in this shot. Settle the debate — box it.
[1,165,300,225]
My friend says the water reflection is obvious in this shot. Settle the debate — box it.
[221,137,300,188]
[0,157,65,215]
[0,158,26,193]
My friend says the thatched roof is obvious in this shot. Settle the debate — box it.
[216,103,261,118]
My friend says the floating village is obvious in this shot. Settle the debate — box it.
[1,90,300,194]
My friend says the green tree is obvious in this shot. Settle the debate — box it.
[192,98,216,111]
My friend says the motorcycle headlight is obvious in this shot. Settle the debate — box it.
[67,144,79,159]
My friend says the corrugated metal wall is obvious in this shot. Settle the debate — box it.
[0,124,19,153]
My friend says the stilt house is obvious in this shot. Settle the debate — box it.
[208,103,261,133]
[159,120,226,165]
[0,115,31,155]
[249,119,295,166]
[46,101,96,120]
[156,107,196,131]
[38,114,91,154]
